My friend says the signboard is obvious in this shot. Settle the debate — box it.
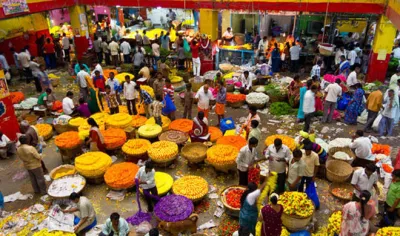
[0,71,9,99]
[0,70,19,140]
[1,0,29,15]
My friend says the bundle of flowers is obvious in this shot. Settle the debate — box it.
[104,162,139,189]
[278,192,314,218]
[265,135,296,151]
[35,124,53,138]
[55,131,82,149]
[371,143,391,156]
[246,92,270,104]
[68,117,87,127]
[223,72,234,79]
[225,188,245,209]
[141,85,155,98]
[122,139,151,156]
[33,229,76,235]
[154,172,174,195]
[75,152,112,177]
[169,119,193,133]
[118,105,129,114]
[100,128,127,149]
[106,113,132,129]
[146,115,171,131]
[170,75,183,83]
[138,124,162,138]
[115,72,134,84]
[206,144,239,166]
[154,194,194,222]
[131,115,148,127]
[172,175,209,201]
[148,141,178,162]
[226,93,246,103]
[327,211,342,236]
[103,69,118,77]
[208,126,223,142]
[90,112,110,126]
[10,91,24,104]
[216,135,247,150]
[376,227,400,236]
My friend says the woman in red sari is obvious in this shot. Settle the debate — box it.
[189,111,210,143]
[86,118,106,152]
[260,193,283,236]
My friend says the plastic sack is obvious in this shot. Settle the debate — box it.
[357,109,368,124]
[162,94,176,114]
[305,181,320,209]
[337,93,352,110]
[220,117,235,133]
[135,221,152,234]
[290,231,311,236]
[372,113,382,131]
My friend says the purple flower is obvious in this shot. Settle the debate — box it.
[154,194,194,222]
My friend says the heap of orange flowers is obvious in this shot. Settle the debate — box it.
[51,100,63,112]
[169,119,193,133]
[104,162,139,189]
[10,91,24,104]
[206,144,239,166]
[55,131,82,149]
[226,93,246,103]
[209,127,223,142]
[100,128,127,149]
[131,115,148,128]
[35,124,53,138]
[371,143,391,156]
[216,135,247,150]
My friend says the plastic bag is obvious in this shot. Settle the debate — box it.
[337,93,351,110]
[372,113,382,131]
[305,181,320,209]
[135,221,152,234]
[162,95,176,114]
[220,117,235,133]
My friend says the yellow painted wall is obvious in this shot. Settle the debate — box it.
[336,20,367,33]
[199,9,218,41]
[221,10,231,35]
[69,5,88,37]
[0,13,48,39]
[372,15,397,53]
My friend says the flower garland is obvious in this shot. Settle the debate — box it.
[278,192,314,217]
[68,117,87,127]
[371,143,391,156]
[131,115,148,128]
[172,175,209,201]
[154,194,194,222]
[148,141,178,162]
[169,118,194,133]
[146,115,171,131]
[10,91,24,104]
[90,112,110,126]
[55,131,82,149]
[35,124,53,138]
[327,211,342,235]
[106,113,132,129]
[255,172,278,236]
[75,151,112,177]
[376,227,400,236]
[265,134,296,151]
[206,144,238,166]
[209,126,223,142]
[104,162,139,189]
[226,93,246,103]
[216,135,247,151]
[122,139,151,155]
[100,128,127,149]
[138,124,163,138]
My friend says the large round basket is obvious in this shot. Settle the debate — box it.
[281,211,314,232]
[151,155,177,167]
[58,145,83,163]
[181,143,208,164]
[220,185,246,217]
[190,78,203,92]
[268,94,287,103]
[43,131,53,141]
[86,174,105,185]
[49,164,77,180]
[329,146,355,164]
[47,174,86,199]
[158,130,189,146]
[329,182,354,202]
[124,151,149,163]
[326,160,353,183]
[227,101,245,108]
[205,160,236,173]
[54,124,71,134]
[247,102,266,109]
[23,114,38,125]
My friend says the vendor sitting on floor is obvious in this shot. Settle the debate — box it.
[0,131,16,159]
[37,88,56,110]
[100,212,130,236]
[189,111,210,143]
[239,71,255,94]
[63,192,97,234]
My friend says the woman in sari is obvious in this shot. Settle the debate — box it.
[189,111,210,143]
[85,75,102,114]
[288,75,303,108]
[86,118,106,152]
[340,190,375,236]
[338,55,351,77]
[260,193,283,236]
[312,76,324,111]
[297,80,312,122]
[344,83,365,125]
[270,43,281,73]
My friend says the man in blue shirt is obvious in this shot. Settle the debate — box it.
[100,212,130,236]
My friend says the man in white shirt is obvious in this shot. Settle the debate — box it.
[335,46,347,65]
[195,84,214,119]
[287,149,305,191]
[0,131,16,159]
[101,39,111,65]
[348,47,357,67]
[222,27,233,45]
[135,31,143,45]
[152,41,160,65]
[310,60,322,79]
[62,91,76,116]
[351,163,379,201]
[120,39,131,64]
[347,66,360,88]
[76,65,90,102]
[299,146,320,194]
[290,43,301,72]
[236,137,260,186]
[108,39,120,67]
[123,75,137,115]
[143,30,150,46]
[239,71,255,93]
[350,130,374,168]
[379,89,399,137]
[106,72,121,104]
[18,50,31,81]
[393,45,400,59]
[136,162,158,212]
[93,36,103,64]
[61,33,70,62]
[257,36,268,58]
[63,193,97,233]
[265,138,292,194]
[303,85,317,132]
[322,78,342,123]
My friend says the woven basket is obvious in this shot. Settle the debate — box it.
[151,154,177,167]
[158,130,189,146]
[43,131,53,141]
[123,151,149,164]
[58,145,83,163]
[282,211,313,232]
[329,146,355,164]
[49,164,76,180]
[247,102,266,109]
[50,78,60,87]
[220,185,246,217]
[268,94,287,103]
[68,125,79,132]
[226,84,234,92]
[190,78,203,92]
[107,183,135,191]
[206,160,236,173]
[23,114,38,125]
[181,143,208,163]
[227,101,245,108]
[86,174,105,185]
[326,160,353,183]
[54,124,71,134]
[329,182,354,201]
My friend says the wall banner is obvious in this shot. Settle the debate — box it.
[2,0,29,15]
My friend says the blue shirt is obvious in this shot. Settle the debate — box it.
[0,55,9,70]
[74,63,90,75]
[140,90,153,105]
[101,218,130,236]
[13,52,20,68]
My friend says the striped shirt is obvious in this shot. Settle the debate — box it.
[163,85,175,102]
[150,100,164,117]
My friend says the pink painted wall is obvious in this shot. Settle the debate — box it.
[93,6,111,21]
[49,8,71,26]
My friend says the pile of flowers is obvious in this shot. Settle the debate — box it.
[141,85,155,98]
[265,135,296,151]
[10,91,24,104]
[226,93,246,103]
[35,124,53,138]
[114,72,134,83]
[0,207,48,235]
[209,126,223,142]
[278,192,314,218]
[281,227,290,236]
[172,175,209,201]
[225,187,245,209]
[122,139,151,155]
[55,131,82,149]
[100,128,127,149]
[216,135,247,150]
[148,141,178,162]
[75,152,112,177]
[78,122,105,140]
[248,167,260,185]
[90,112,110,126]
[118,105,129,114]
[371,143,391,156]
[146,115,171,131]
[376,227,400,236]
[216,216,240,236]
[206,144,239,166]
[255,172,278,236]
[246,92,270,104]
[68,117,87,128]
[327,211,342,235]
[169,119,194,133]
[50,165,76,179]
[154,194,194,222]
[138,124,163,138]
[106,113,132,129]
[104,162,139,189]
[33,229,76,235]
[131,115,148,127]
[154,172,174,195]
[170,75,183,83]
[51,100,63,111]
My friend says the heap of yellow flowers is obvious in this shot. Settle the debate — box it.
[265,135,296,151]
[90,112,110,126]
[172,175,209,201]
[131,115,148,127]
[51,165,76,179]
[122,139,151,156]
[68,117,87,128]
[138,124,163,138]
[376,227,400,235]
[104,162,139,189]
[206,144,239,167]
[0,207,47,236]
[221,43,252,50]
[101,128,127,149]
[146,115,171,131]
[55,131,82,149]
[327,211,342,235]
[35,124,53,139]
[106,113,132,129]
[141,85,155,98]
[170,75,183,83]
[33,229,76,236]
[148,141,178,163]
[78,122,105,140]
[154,172,174,195]
[114,72,134,84]
[255,172,278,236]
[278,192,314,218]
[75,152,112,177]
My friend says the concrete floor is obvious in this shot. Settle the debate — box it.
[2,67,399,235]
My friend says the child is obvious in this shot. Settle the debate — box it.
[216,80,226,126]
[150,94,164,126]
[102,85,120,114]
[182,83,193,119]
[248,120,261,142]
[76,98,91,117]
